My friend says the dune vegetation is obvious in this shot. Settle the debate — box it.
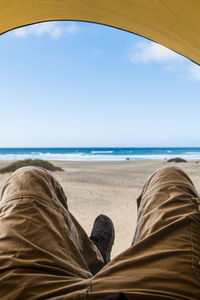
[0,159,64,174]
[167,157,187,163]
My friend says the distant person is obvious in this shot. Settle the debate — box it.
[0,166,199,299]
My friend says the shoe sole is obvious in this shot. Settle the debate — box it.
[99,214,115,264]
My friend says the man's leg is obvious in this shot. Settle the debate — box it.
[0,166,104,300]
[87,167,200,300]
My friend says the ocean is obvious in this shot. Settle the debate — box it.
[0,147,200,161]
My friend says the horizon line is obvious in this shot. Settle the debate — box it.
[0,146,200,149]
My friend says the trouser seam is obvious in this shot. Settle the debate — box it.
[89,278,93,292]
[85,278,92,299]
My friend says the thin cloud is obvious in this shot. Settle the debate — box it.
[13,21,79,39]
[188,64,200,81]
[128,41,182,63]
[128,41,200,82]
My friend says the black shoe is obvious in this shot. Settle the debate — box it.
[90,214,115,264]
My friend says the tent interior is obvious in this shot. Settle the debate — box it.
[0,0,199,65]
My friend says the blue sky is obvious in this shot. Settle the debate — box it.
[0,21,200,147]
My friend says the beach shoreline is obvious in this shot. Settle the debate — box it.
[0,159,199,257]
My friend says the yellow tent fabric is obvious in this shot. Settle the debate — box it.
[0,0,200,64]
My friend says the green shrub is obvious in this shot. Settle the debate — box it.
[167,157,187,163]
[0,159,64,174]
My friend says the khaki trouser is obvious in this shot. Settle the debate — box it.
[0,166,200,299]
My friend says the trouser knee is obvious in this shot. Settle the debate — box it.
[1,166,68,210]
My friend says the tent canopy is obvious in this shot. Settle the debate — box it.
[0,0,200,65]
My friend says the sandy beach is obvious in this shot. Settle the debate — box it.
[0,159,200,258]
